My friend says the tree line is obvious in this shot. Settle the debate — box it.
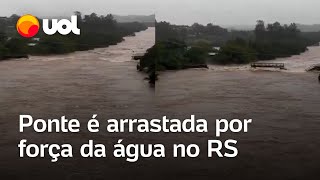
[212,21,320,64]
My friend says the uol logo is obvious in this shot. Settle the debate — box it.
[17,14,81,38]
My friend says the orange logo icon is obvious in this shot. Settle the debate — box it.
[16,14,40,38]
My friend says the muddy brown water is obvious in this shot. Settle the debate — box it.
[208,46,320,72]
[0,31,319,180]
[0,28,158,180]
[155,47,320,179]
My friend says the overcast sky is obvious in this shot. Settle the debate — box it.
[1,0,320,25]
[155,0,320,25]
[0,0,155,17]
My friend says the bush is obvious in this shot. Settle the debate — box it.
[211,39,256,64]
[4,38,28,55]
[0,45,9,59]
[184,47,208,65]
[31,35,76,55]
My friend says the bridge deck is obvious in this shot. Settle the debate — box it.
[132,53,145,60]
[251,63,285,69]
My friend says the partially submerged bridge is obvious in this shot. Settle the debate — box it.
[251,62,285,70]
[132,53,145,60]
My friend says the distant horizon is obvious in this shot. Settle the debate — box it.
[154,0,320,26]
[2,12,319,29]
[2,0,320,25]
[155,19,320,27]
[155,20,320,32]
[155,20,320,27]
[156,19,320,26]
[0,12,155,18]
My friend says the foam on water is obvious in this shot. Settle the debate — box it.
[209,45,320,73]
[27,27,155,63]
[260,46,320,72]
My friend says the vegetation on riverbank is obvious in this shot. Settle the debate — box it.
[0,12,148,60]
[138,41,207,84]
[152,21,320,66]
[211,21,316,64]
[140,41,207,70]
[138,40,210,84]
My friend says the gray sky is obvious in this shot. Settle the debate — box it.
[155,0,320,25]
[0,0,155,17]
[1,0,320,25]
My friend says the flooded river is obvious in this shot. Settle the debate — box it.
[0,29,319,179]
[0,28,157,179]
[156,45,320,179]
[208,45,320,72]
[29,27,155,63]
[0,27,155,118]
